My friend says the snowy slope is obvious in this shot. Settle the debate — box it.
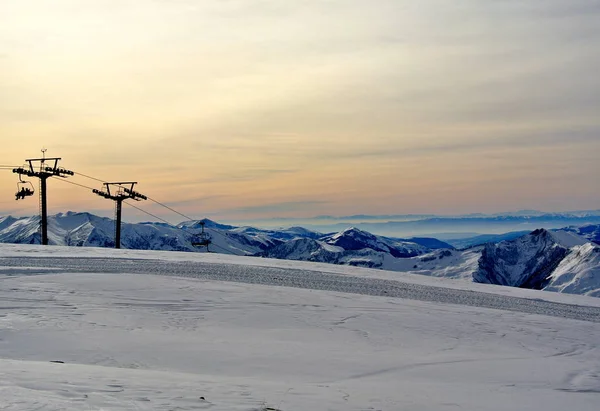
[322,226,430,257]
[230,225,323,241]
[474,229,583,288]
[1,244,600,410]
[261,227,437,269]
[545,243,600,297]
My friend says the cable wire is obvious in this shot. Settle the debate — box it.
[68,167,200,222]
[145,196,196,222]
[53,174,178,227]
[52,172,182,226]
[73,171,108,183]
[61,167,204,225]
[51,178,96,191]
[123,200,175,226]
[10,165,235,254]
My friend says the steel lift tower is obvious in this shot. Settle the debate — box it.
[93,182,147,249]
[12,151,74,245]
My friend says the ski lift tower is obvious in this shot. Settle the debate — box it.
[12,149,74,245]
[92,182,147,249]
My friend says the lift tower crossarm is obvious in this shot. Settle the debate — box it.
[92,182,147,249]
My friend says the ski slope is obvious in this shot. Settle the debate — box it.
[1,244,600,410]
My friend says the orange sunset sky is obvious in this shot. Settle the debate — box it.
[1,1,599,223]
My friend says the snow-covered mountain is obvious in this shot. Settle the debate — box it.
[473,229,600,295]
[258,227,442,269]
[1,212,599,296]
[0,213,446,263]
[544,243,600,296]
[229,225,323,241]
[322,227,431,257]
[0,212,282,255]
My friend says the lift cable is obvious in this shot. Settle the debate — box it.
[122,200,176,226]
[56,167,221,249]
[54,176,185,232]
[73,171,108,184]
[145,196,196,223]
[16,165,230,253]
[51,178,96,191]
[69,168,199,223]
[57,170,196,225]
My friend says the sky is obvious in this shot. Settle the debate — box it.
[1,0,599,224]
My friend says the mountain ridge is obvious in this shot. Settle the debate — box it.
[0,212,598,297]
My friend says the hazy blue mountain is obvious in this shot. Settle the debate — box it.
[446,231,532,249]
[563,224,600,246]
[271,213,600,238]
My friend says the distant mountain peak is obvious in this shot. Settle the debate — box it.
[178,219,236,231]
[332,226,373,239]
[474,228,590,289]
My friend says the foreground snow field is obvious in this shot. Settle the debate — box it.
[1,245,600,410]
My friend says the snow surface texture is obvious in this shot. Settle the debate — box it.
[546,244,600,295]
[1,244,600,410]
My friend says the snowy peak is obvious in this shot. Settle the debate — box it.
[326,227,380,250]
[322,227,428,258]
[546,229,588,248]
[0,216,18,231]
[261,226,435,269]
[178,218,236,231]
[230,225,322,242]
[474,229,580,289]
[259,238,341,263]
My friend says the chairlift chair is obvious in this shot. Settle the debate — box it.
[191,221,212,251]
[15,178,35,201]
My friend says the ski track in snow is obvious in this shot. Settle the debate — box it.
[1,256,599,323]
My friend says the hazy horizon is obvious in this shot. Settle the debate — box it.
[2,208,600,241]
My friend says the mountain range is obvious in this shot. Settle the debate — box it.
[0,211,598,297]
[235,210,600,238]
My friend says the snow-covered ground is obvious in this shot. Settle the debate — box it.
[1,244,600,410]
